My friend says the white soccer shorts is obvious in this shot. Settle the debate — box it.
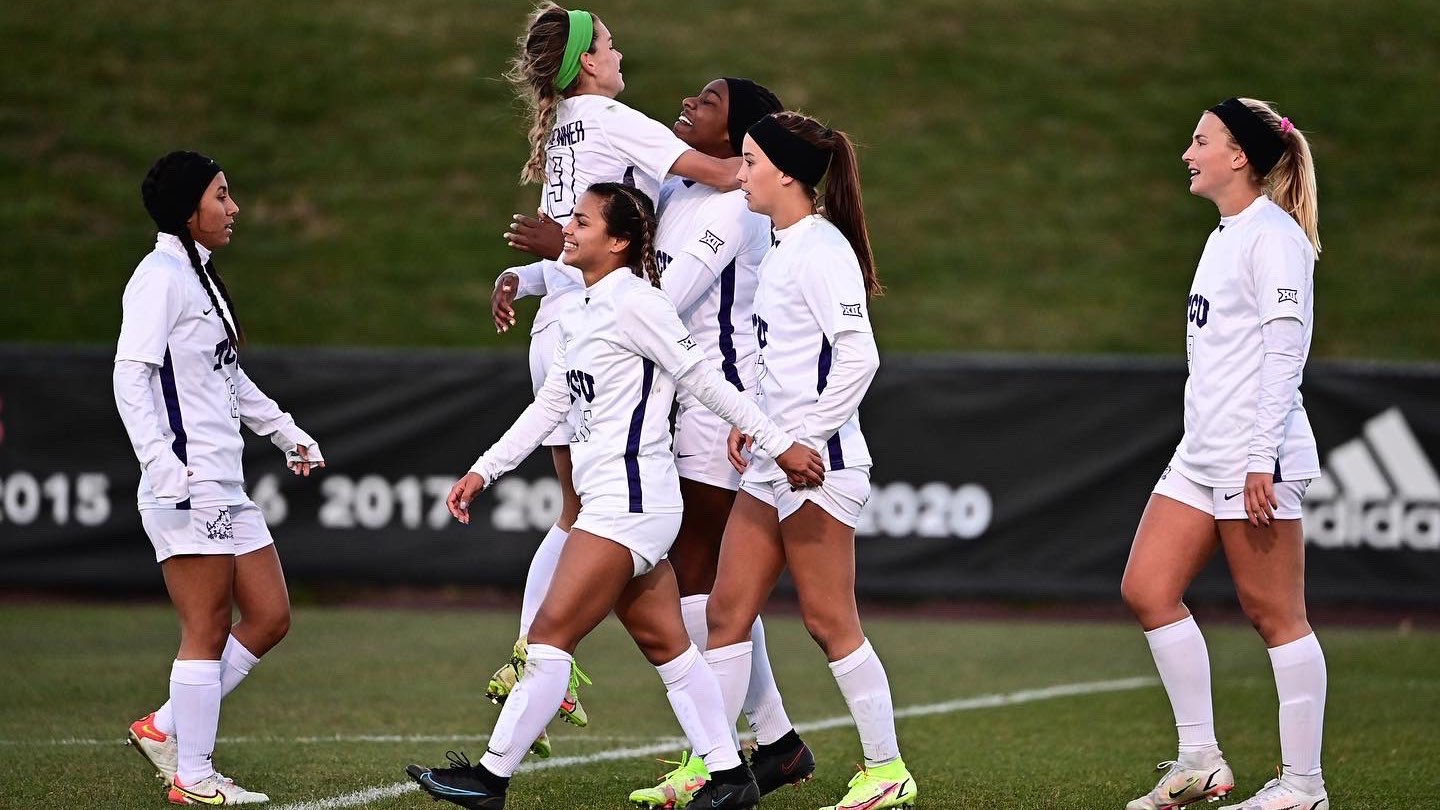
[740,466,871,528]
[1153,457,1311,520]
[571,509,684,577]
[140,500,274,562]
[673,404,743,492]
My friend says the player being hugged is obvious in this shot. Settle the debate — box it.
[406,183,824,810]
[481,5,743,746]
[624,77,820,809]
[116,151,325,806]
[1121,98,1327,810]
[705,111,918,810]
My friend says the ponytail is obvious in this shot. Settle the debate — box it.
[506,4,596,185]
[1240,98,1321,255]
[177,229,244,348]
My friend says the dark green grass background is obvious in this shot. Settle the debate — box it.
[2,0,1436,358]
[2,605,1436,808]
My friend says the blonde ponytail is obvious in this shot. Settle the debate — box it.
[1240,98,1321,255]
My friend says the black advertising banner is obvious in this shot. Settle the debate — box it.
[1,346,1436,603]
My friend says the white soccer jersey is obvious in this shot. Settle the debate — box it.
[528,94,692,334]
[1173,195,1321,487]
[115,234,301,508]
[655,178,767,411]
[748,214,874,480]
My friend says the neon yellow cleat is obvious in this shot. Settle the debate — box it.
[628,750,710,809]
[529,728,551,759]
[485,636,527,705]
[821,758,917,810]
[559,660,592,727]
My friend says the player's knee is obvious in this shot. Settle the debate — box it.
[705,602,752,648]
[800,610,855,656]
[1239,597,1306,645]
[1120,574,1171,623]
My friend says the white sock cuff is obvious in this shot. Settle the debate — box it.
[1268,632,1323,668]
[655,644,702,685]
[170,659,223,686]
[680,593,710,609]
[544,523,569,544]
[1144,615,1201,649]
[703,640,752,665]
[828,638,876,678]
[223,635,260,673]
[526,643,573,665]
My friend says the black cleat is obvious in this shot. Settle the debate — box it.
[405,751,507,809]
[688,763,760,810]
[748,730,816,795]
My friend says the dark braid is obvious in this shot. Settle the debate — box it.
[590,182,660,288]
[177,229,243,348]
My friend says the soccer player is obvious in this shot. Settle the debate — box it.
[1121,98,1327,810]
[482,4,743,746]
[704,112,919,810]
[405,183,824,810]
[116,151,324,805]
[623,78,818,809]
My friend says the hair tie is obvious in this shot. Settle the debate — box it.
[1279,116,1295,134]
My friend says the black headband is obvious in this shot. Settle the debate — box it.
[723,78,783,159]
[747,115,830,187]
[1208,98,1285,176]
[142,151,222,234]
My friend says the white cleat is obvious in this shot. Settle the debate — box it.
[167,773,271,805]
[127,712,178,786]
[1127,758,1235,809]
[1218,777,1328,810]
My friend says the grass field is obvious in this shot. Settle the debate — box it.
[1,604,1436,809]
[3,0,1438,359]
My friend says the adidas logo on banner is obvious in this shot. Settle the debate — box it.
[1304,407,1439,550]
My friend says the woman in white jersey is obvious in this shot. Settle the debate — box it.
[116,151,324,806]
[406,183,824,810]
[480,5,745,738]
[1121,98,1327,810]
[619,77,820,808]
[704,112,918,810]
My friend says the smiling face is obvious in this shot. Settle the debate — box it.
[560,191,628,273]
[1181,112,1249,203]
[187,172,238,250]
[673,79,732,157]
[581,19,624,96]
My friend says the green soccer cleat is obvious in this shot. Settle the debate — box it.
[1127,757,1235,810]
[485,637,528,705]
[628,750,710,809]
[529,728,551,759]
[558,660,592,727]
[821,758,917,810]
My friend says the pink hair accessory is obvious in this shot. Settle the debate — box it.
[1280,116,1295,133]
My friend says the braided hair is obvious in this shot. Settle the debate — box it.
[141,151,245,347]
[506,4,598,185]
[587,182,660,288]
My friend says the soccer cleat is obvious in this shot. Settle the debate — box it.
[127,712,178,786]
[685,763,759,810]
[821,758,917,810]
[485,637,527,705]
[558,659,592,727]
[166,773,270,805]
[1217,777,1328,810]
[1127,758,1236,810]
[748,730,816,795]
[405,751,507,810]
[628,750,710,809]
[529,728,551,759]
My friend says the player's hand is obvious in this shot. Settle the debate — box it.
[1244,471,1276,527]
[287,444,326,477]
[492,272,519,333]
[776,442,825,490]
[447,472,487,524]
[727,428,753,473]
[505,209,564,261]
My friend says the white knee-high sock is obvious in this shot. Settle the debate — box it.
[703,641,753,749]
[1144,615,1219,759]
[680,595,793,746]
[1269,633,1326,786]
[519,525,569,637]
[829,639,900,767]
[743,616,794,746]
[170,659,223,785]
[656,644,741,771]
[155,635,261,736]
[480,643,571,777]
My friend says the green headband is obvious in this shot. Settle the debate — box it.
[554,9,594,90]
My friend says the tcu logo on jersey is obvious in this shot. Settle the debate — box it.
[753,314,770,348]
[1186,293,1211,329]
[211,338,237,371]
[655,249,673,274]
[567,369,596,403]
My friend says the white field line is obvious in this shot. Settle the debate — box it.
[5,733,656,747]
[269,676,1158,810]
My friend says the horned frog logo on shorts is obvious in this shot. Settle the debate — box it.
[205,507,235,542]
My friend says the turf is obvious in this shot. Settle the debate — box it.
[0,604,1435,808]
[2,0,1437,359]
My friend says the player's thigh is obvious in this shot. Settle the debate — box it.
[161,553,236,657]
[671,477,737,597]
[778,500,863,659]
[1218,518,1309,644]
[528,528,640,653]
[232,543,291,654]
[708,488,786,646]
[1122,471,1223,617]
[614,560,692,665]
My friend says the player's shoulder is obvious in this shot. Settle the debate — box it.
[614,272,670,310]
[127,247,187,291]
[797,217,861,266]
[1248,200,1314,259]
